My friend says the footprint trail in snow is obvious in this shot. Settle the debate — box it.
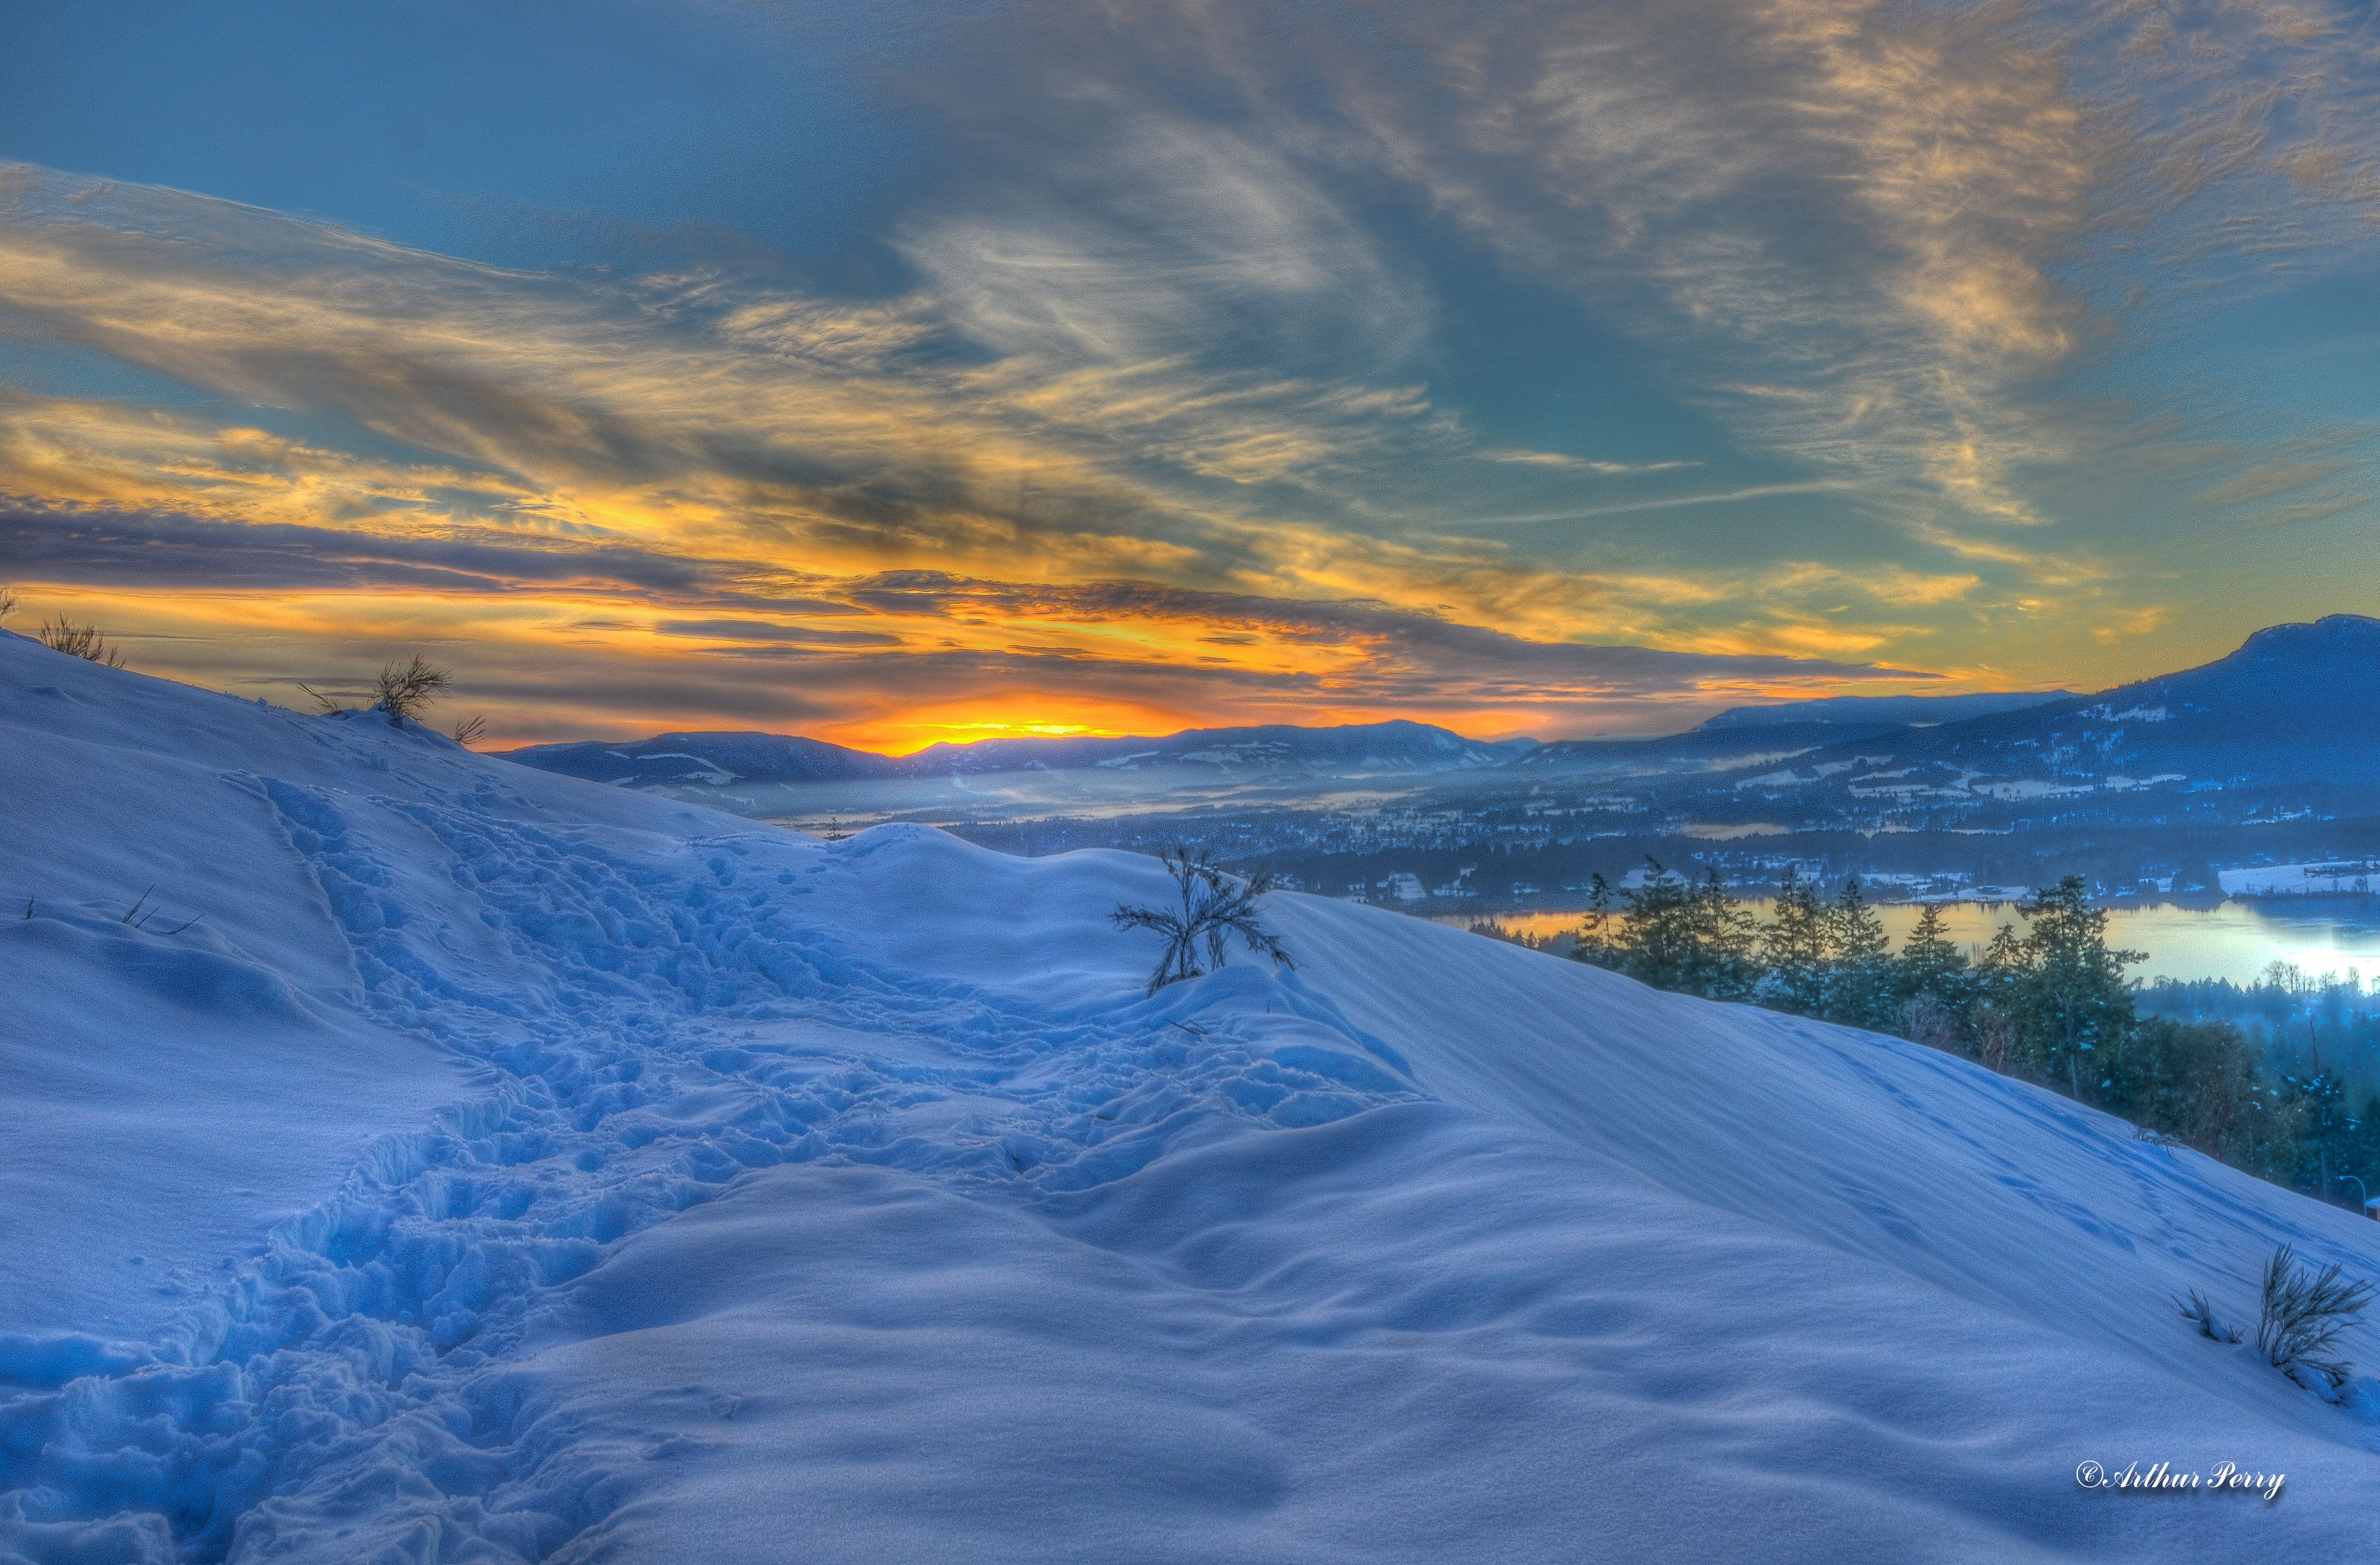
[3,785,1414,1562]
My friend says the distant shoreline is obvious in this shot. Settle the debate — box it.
[1412,888,2380,923]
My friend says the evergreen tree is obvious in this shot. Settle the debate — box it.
[2285,1065,2354,1203]
[1820,876,1892,1029]
[1590,860,1758,1001]
[2237,1084,2311,1188]
[1757,866,1829,1015]
[1967,920,2031,1073]
[1573,873,1618,969]
[1884,901,1974,1051]
[2348,1091,2380,1213]
[1604,862,1699,993]
[1686,868,1760,1001]
[2009,875,2144,1101]
[1973,920,2030,998]
[1891,902,1972,1016]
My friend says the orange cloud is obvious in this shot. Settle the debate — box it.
[5,506,1957,750]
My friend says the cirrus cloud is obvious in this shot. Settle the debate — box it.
[4,0,2379,733]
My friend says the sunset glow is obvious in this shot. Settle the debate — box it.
[6,2,2380,745]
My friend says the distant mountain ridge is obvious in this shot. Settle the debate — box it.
[500,718,1530,789]
[1702,691,2071,729]
[496,620,2380,808]
[1718,614,2380,815]
[499,731,900,789]
[1506,690,2082,780]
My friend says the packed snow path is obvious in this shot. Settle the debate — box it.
[6,797,1419,1558]
[4,634,2380,1562]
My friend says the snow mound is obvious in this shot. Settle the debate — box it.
[3,628,2378,1562]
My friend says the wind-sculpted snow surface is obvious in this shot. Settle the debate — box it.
[3,630,2379,1562]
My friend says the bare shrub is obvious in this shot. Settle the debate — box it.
[1972,1005,2016,1075]
[37,617,125,667]
[0,585,16,623]
[1113,849,1294,996]
[1895,993,1963,1053]
[2257,1243,2373,1389]
[2176,1288,2241,1343]
[373,656,451,723]
[451,713,489,746]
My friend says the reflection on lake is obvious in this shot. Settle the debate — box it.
[1434,898,2380,986]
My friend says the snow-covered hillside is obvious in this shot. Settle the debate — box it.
[4,629,2379,1563]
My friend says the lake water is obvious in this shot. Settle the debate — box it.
[1436,899,2380,987]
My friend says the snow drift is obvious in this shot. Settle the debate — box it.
[3,628,2378,1563]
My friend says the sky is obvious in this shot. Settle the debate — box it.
[2,0,2378,753]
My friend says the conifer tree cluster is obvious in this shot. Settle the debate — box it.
[1571,864,2379,1202]
[1576,861,1919,1034]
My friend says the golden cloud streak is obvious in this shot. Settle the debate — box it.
[0,159,2095,680]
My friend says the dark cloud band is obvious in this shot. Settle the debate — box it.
[2,504,1935,746]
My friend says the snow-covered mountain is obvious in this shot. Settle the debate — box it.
[6,627,2380,1562]
[1465,693,2063,783]
[1700,688,2074,728]
[501,729,900,788]
[1720,614,2380,818]
[501,719,1526,794]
